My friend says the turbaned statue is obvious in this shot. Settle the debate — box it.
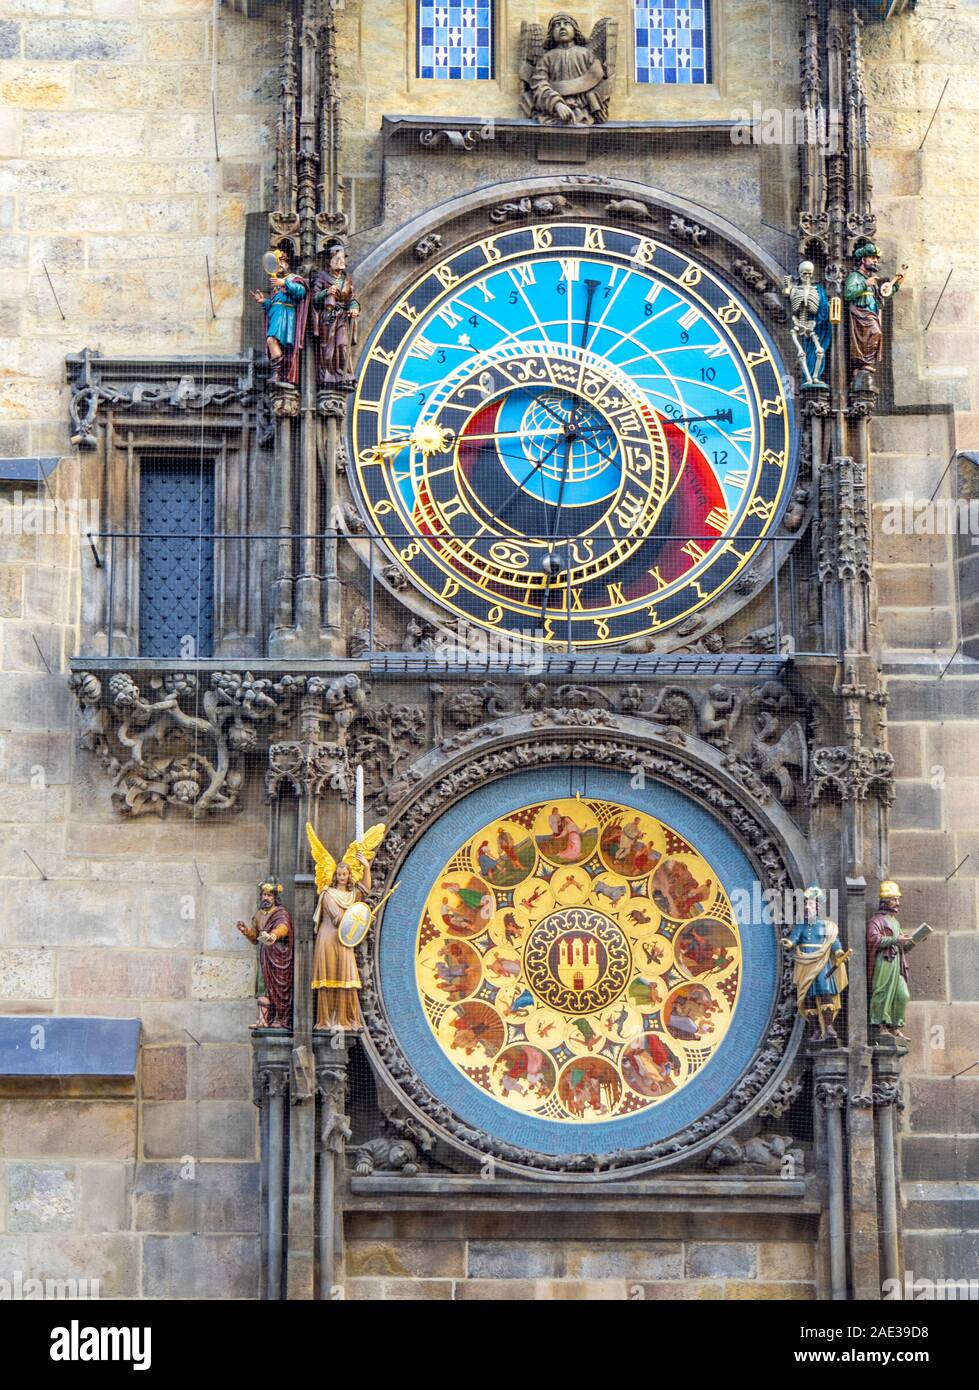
[519,14,617,127]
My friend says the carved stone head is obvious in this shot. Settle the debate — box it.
[546,13,584,46]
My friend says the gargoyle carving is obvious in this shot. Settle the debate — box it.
[748,711,807,804]
[706,1133,806,1176]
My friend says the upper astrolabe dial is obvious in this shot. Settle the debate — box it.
[351,220,796,648]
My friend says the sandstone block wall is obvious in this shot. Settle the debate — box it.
[0,0,279,459]
[864,0,979,1282]
[342,1212,818,1300]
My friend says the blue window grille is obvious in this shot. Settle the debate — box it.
[138,459,214,658]
[417,0,495,80]
[635,0,712,85]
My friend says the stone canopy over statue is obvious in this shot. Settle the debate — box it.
[519,14,617,126]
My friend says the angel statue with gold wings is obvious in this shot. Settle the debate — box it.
[519,14,617,127]
[306,821,386,1031]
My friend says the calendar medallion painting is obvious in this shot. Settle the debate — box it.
[414,795,741,1125]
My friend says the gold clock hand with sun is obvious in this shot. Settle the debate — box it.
[371,420,610,462]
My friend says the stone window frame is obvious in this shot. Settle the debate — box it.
[633,0,713,88]
[68,354,273,663]
[415,0,497,82]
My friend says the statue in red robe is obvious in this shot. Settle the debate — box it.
[237,881,294,1030]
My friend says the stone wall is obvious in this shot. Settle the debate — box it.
[0,0,279,459]
[0,1096,260,1298]
[0,447,267,1295]
[343,1209,818,1300]
[863,0,979,1283]
[0,0,282,1296]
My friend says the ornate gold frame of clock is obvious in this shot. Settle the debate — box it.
[345,174,809,656]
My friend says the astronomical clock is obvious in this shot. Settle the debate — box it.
[351,218,796,647]
[346,188,807,1178]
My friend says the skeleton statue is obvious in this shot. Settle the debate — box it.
[519,14,617,127]
[783,261,831,388]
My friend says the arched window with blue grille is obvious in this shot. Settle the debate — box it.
[417,0,495,80]
[635,0,712,85]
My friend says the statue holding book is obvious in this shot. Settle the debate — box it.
[867,880,929,1040]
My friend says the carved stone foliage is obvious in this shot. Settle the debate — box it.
[758,1076,804,1120]
[809,744,895,808]
[70,667,426,818]
[266,740,348,800]
[72,665,818,822]
[814,1079,848,1110]
[852,1080,904,1111]
[347,702,427,803]
[253,1062,291,1105]
[70,669,288,819]
[421,677,812,812]
[359,731,804,1176]
[67,350,261,450]
[262,676,425,805]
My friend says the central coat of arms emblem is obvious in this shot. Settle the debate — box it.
[524,908,632,1015]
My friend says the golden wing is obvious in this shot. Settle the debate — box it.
[305,821,337,896]
[343,821,387,884]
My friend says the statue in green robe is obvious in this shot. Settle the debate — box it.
[867,880,911,1038]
